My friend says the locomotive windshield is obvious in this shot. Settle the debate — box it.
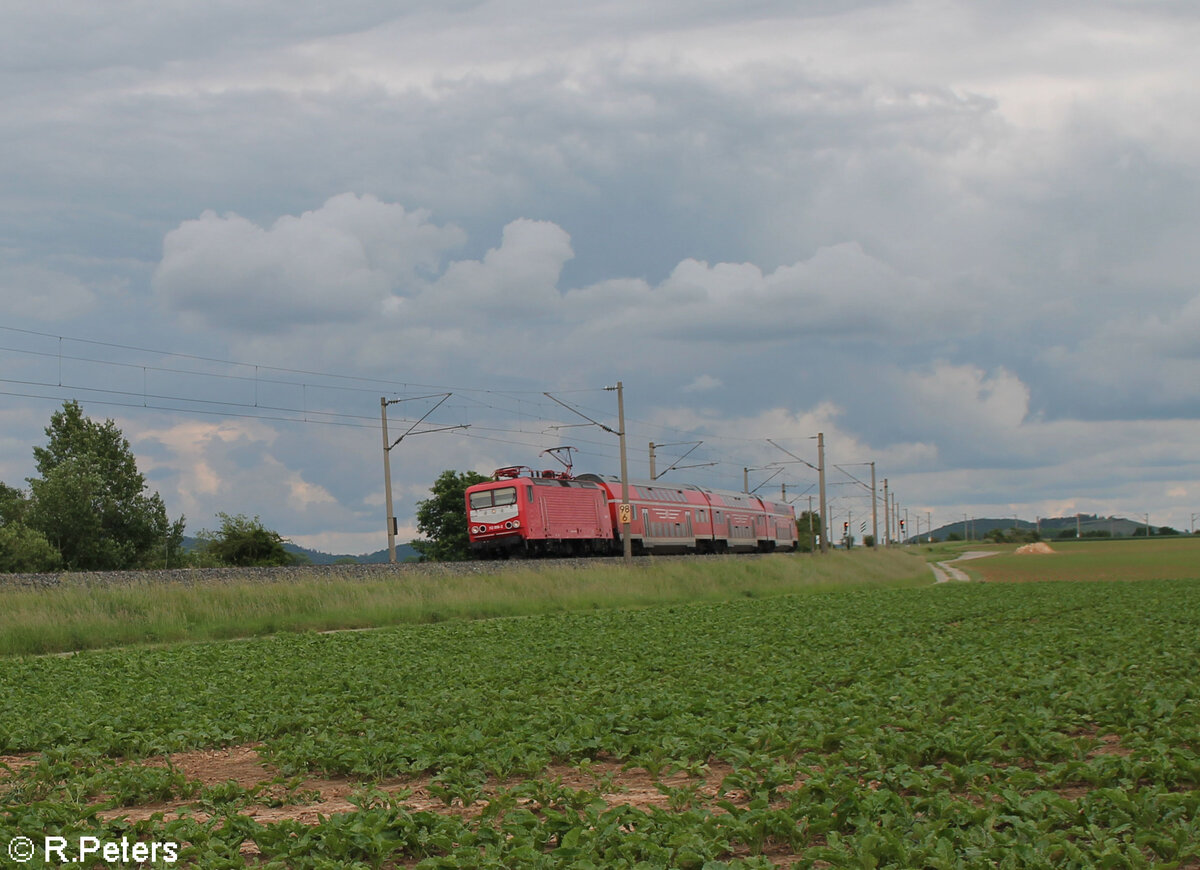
[470,486,517,509]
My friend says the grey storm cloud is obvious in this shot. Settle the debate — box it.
[3,0,1200,548]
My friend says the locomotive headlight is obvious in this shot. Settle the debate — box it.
[504,521,513,529]
[512,520,520,528]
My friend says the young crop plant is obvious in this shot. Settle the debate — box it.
[1,579,1197,866]
[84,760,199,808]
[426,766,488,808]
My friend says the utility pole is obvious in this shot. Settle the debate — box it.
[817,432,828,553]
[882,478,890,546]
[380,394,468,564]
[607,382,632,565]
[765,436,826,553]
[870,461,878,549]
[546,383,632,564]
[649,442,657,481]
[832,460,879,548]
[381,398,397,562]
[808,495,815,556]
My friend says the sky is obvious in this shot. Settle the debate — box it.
[2,0,1199,553]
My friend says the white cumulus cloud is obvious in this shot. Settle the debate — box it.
[153,193,466,331]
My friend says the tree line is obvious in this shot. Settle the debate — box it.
[0,402,299,572]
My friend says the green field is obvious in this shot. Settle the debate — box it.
[962,536,1200,584]
[1,561,1196,868]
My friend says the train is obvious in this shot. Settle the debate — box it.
[465,464,797,558]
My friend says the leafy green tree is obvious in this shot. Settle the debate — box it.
[0,482,63,573]
[0,482,29,526]
[0,523,62,573]
[197,512,296,566]
[24,401,185,570]
[413,469,489,561]
[794,510,823,552]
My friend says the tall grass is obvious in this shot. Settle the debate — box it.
[0,550,929,656]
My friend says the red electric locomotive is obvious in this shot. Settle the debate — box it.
[466,465,797,558]
[466,466,614,557]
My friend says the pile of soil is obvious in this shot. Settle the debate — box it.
[1015,542,1055,555]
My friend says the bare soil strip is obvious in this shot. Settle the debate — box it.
[93,744,748,825]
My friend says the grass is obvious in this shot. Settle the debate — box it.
[0,549,930,656]
[962,535,1200,583]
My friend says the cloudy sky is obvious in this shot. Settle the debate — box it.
[3,1,1199,552]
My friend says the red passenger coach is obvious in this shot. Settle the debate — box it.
[760,497,799,551]
[579,475,798,554]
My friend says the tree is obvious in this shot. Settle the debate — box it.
[0,482,29,526]
[23,401,185,570]
[0,482,62,573]
[413,469,489,561]
[196,513,296,566]
[794,510,823,552]
[0,523,62,573]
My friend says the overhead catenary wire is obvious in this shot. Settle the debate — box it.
[0,326,830,493]
[0,329,809,464]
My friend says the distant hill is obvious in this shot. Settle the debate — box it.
[185,536,421,564]
[283,541,421,564]
[920,515,1158,542]
[353,544,421,564]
